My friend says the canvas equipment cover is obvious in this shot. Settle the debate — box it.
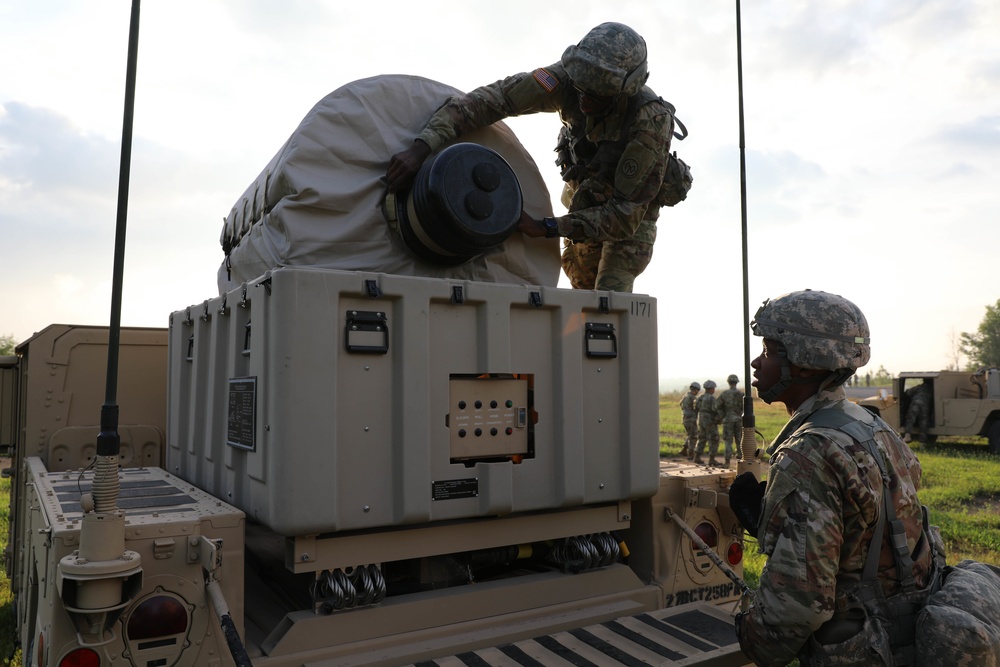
[915,560,1000,666]
[218,75,561,294]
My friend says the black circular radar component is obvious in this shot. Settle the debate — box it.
[396,143,523,265]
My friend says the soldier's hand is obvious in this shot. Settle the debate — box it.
[386,140,432,193]
[517,210,547,238]
[729,472,766,538]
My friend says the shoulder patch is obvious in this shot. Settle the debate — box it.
[532,68,559,93]
[614,140,657,199]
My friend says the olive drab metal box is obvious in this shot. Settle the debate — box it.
[167,267,659,536]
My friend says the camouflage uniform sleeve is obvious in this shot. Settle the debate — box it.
[560,102,673,243]
[737,435,849,667]
[416,64,567,152]
[709,395,722,424]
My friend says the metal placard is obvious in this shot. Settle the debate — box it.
[432,478,479,501]
[227,376,257,450]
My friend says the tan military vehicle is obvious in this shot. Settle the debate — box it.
[3,292,750,667]
[1,75,753,666]
[857,369,1000,453]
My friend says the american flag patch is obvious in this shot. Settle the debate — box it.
[532,68,559,93]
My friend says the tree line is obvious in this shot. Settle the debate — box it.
[0,334,15,356]
[960,298,1000,370]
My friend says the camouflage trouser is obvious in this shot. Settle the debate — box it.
[682,417,697,452]
[561,237,654,292]
[904,403,929,439]
[721,418,741,460]
[695,421,720,458]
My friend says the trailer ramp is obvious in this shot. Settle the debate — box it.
[407,603,748,667]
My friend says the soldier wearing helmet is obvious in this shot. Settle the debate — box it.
[678,381,701,458]
[716,373,744,466]
[730,290,942,666]
[385,22,685,292]
[693,379,722,465]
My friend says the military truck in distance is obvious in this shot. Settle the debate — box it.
[857,369,1000,453]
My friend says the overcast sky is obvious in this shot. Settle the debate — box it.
[1,0,998,390]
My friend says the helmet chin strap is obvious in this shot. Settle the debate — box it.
[758,359,792,404]
[757,345,794,404]
[758,344,846,404]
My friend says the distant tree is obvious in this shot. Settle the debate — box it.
[871,364,893,385]
[960,299,1000,369]
[0,334,16,356]
[946,327,963,371]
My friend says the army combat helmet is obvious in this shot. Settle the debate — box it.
[751,289,871,403]
[689,381,701,391]
[727,374,739,385]
[561,22,649,98]
[703,379,717,390]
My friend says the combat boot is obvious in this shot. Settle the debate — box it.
[679,446,690,457]
[708,457,719,467]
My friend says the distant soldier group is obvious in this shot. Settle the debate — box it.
[678,374,744,466]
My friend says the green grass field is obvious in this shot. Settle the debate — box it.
[0,473,17,666]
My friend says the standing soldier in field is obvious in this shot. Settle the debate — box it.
[717,374,744,466]
[679,381,700,458]
[694,379,722,465]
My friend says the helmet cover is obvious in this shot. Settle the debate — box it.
[751,290,871,371]
[561,22,649,97]
[703,379,717,390]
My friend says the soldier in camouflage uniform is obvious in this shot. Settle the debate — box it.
[694,379,721,466]
[716,373,744,466]
[729,290,941,666]
[679,381,700,458]
[386,22,686,292]
[902,379,932,443]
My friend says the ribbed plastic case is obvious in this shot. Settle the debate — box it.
[167,267,659,536]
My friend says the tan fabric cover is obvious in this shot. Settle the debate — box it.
[217,75,560,293]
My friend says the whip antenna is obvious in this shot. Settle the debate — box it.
[736,0,762,479]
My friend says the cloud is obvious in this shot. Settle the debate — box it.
[0,102,118,193]
[0,97,239,334]
[937,115,1000,152]
[742,149,826,224]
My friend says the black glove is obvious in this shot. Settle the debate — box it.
[729,471,766,538]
